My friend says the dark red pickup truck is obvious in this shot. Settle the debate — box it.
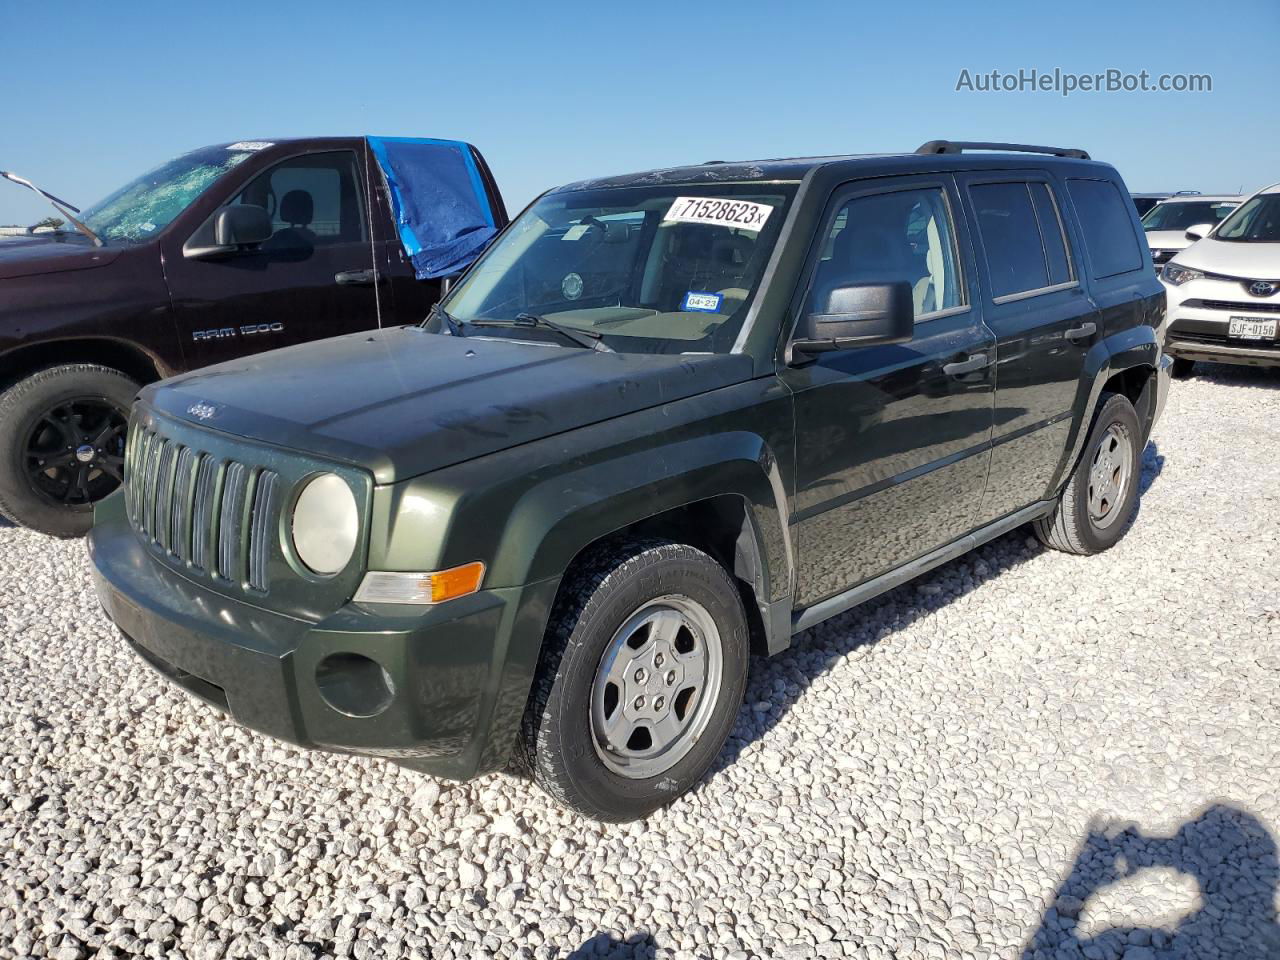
[0,136,507,535]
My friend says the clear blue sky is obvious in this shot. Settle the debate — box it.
[1,0,1275,225]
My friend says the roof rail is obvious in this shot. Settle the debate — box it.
[915,140,1091,161]
[1173,190,1201,196]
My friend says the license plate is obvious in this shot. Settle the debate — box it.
[1228,316,1278,340]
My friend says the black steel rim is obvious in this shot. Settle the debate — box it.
[23,397,128,507]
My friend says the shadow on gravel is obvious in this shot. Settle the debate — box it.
[713,438,1165,775]
[1185,362,1280,391]
[1021,803,1280,959]
[565,931,656,958]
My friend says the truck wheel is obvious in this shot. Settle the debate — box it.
[522,540,749,821]
[1034,392,1142,556]
[1170,357,1195,379]
[0,364,138,538]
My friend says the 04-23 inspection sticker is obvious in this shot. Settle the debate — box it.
[664,197,773,231]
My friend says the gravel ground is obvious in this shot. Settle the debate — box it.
[2,362,1279,960]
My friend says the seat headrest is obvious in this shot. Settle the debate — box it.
[279,190,313,227]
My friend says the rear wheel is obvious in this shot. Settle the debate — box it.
[1034,392,1142,555]
[1170,357,1195,379]
[522,540,749,821]
[0,364,138,537]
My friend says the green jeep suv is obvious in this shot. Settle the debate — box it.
[90,142,1170,820]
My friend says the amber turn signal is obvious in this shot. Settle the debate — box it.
[354,561,486,605]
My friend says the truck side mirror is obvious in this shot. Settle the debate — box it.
[1183,223,1214,242]
[791,281,915,356]
[184,204,273,260]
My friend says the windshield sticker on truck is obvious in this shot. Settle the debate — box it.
[562,224,590,241]
[226,141,273,152]
[664,197,773,232]
[681,291,723,313]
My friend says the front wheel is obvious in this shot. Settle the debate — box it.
[522,540,749,821]
[0,364,138,537]
[1034,392,1142,555]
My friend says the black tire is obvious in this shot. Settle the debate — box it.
[1034,392,1142,555]
[1170,357,1196,379]
[0,364,138,537]
[522,540,749,821]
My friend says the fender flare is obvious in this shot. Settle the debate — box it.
[1049,324,1159,492]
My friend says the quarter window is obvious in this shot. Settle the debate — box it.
[806,187,964,321]
[1067,178,1145,279]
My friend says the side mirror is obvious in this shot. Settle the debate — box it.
[792,281,915,356]
[1184,223,1214,242]
[184,204,272,259]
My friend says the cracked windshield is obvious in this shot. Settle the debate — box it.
[75,143,263,243]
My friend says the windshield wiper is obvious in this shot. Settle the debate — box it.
[467,313,613,352]
[425,301,466,337]
[0,170,103,247]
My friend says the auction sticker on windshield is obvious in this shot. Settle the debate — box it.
[664,197,773,232]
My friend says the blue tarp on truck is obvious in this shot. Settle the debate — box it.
[366,136,498,280]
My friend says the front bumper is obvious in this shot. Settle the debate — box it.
[89,493,558,780]
[1162,276,1280,368]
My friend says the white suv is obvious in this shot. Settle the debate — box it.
[1161,182,1280,377]
[1142,194,1241,268]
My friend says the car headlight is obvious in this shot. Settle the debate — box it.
[291,473,358,574]
[1161,262,1204,286]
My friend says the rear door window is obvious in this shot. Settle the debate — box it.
[1067,178,1144,279]
[1029,183,1073,286]
[971,183,1050,298]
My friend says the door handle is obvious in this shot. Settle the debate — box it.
[1065,321,1097,342]
[335,268,376,286]
[942,352,991,376]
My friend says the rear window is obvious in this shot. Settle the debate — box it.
[1067,179,1145,279]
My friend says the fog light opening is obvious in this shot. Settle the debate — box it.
[314,653,395,718]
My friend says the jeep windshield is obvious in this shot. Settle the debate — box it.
[75,143,262,244]
[1213,194,1280,243]
[438,183,797,354]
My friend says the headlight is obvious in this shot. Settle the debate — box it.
[291,473,358,574]
[1161,262,1204,286]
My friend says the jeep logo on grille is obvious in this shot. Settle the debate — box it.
[186,401,219,421]
[1248,280,1277,297]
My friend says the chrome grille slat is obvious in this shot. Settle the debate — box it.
[141,433,162,539]
[248,471,278,592]
[153,442,177,550]
[170,447,197,560]
[217,461,249,582]
[191,455,218,572]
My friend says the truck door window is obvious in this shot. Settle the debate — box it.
[1066,178,1145,279]
[232,152,366,251]
[807,186,964,321]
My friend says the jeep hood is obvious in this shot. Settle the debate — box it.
[0,234,121,280]
[145,327,755,484]
[1173,236,1280,280]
